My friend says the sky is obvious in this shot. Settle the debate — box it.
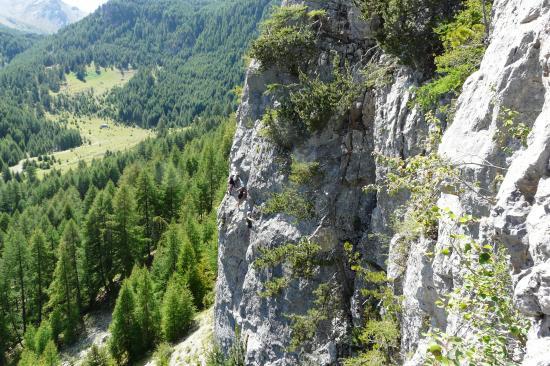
[64,0,108,14]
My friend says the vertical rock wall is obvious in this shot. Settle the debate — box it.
[215,0,550,364]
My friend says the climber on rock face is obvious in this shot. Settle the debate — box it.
[246,210,255,229]
[228,174,236,194]
[237,187,248,207]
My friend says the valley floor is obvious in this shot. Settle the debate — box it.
[11,114,152,177]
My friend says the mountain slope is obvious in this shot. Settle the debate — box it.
[0,0,85,34]
[0,0,272,167]
[0,25,41,67]
[0,0,272,120]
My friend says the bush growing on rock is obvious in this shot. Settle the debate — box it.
[357,0,462,70]
[83,345,112,366]
[261,62,358,148]
[415,0,491,110]
[249,5,325,74]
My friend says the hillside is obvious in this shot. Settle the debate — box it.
[3,0,550,366]
[0,0,85,34]
[0,25,41,67]
[0,0,271,169]
[0,1,273,364]
[0,116,232,365]
[0,0,272,122]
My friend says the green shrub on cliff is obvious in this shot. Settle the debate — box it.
[415,0,491,110]
[290,67,358,132]
[357,0,461,70]
[261,62,358,148]
[249,5,325,74]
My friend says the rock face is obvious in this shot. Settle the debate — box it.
[215,0,550,364]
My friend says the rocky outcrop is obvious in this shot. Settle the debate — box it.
[439,0,550,364]
[215,0,550,364]
[215,0,428,364]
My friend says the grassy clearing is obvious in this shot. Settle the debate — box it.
[11,113,153,177]
[48,114,152,174]
[61,64,136,95]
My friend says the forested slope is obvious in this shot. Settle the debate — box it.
[1,0,271,125]
[0,116,234,365]
[0,26,40,67]
[0,0,271,168]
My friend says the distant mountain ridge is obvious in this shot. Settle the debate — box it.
[0,0,85,34]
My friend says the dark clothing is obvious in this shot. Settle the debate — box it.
[238,187,247,201]
[228,176,236,194]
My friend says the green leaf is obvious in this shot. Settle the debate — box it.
[427,342,443,356]
[478,252,491,264]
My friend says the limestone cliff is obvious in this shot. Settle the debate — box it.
[215,0,550,364]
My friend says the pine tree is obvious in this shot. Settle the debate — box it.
[161,165,182,222]
[109,281,140,365]
[161,274,195,342]
[2,164,12,182]
[199,145,217,213]
[48,308,63,344]
[39,340,59,366]
[23,325,37,353]
[18,348,39,366]
[48,222,82,344]
[111,183,144,276]
[186,266,207,310]
[83,344,111,366]
[83,186,97,214]
[34,321,53,355]
[0,308,8,365]
[39,217,59,257]
[152,223,182,295]
[83,192,114,303]
[61,221,83,309]
[135,169,157,259]
[130,267,160,352]
[184,218,202,256]
[2,229,30,332]
[29,230,55,324]
[193,179,210,220]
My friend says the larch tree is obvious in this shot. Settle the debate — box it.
[2,229,30,333]
[48,221,83,344]
[39,340,59,366]
[160,274,195,342]
[83,192,114,303]
[109,281,140,365]
[129,266,160,352]
[111,183,144,276]
[161,165,182,222]
[29,229,55,324]
[0,305,9,365]
[135,169,157,259]
[151,223,182,295]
